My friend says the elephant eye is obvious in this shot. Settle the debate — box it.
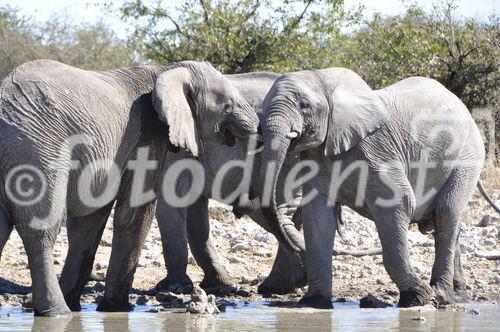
[223,103,232,112]
[299,99,311,109]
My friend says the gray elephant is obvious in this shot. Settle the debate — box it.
[153,72,306,295]
[0,59,259,316]
[231,67,498,308]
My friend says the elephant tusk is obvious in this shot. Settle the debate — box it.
[286,131,299,139]
[253,134,263,142]
[247,145,264,155]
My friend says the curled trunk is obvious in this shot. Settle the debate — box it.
[260,121,305,255]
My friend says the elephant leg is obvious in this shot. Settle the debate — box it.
[12,167,72,317]
[373,210,433,307]
[431,167,479,305]
[16,216,71,316]
[97,199,156,312]
[258,246,302,294]
[187,197,234,292]
[0,209,13,260]
[298,192,336,309]
[430,213,461,305]
[153,199,193,293]
[452,239,468,302]
[250,209,306,294]
[59,204,113,311]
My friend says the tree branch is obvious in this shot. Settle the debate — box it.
[333,247,383,257]
[283,0,313,34]
[165,14,186,37]
[242,0,262,23]
[475,250,500,260]
[198,0,209,23]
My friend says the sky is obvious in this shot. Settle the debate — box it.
[1,0,497,38]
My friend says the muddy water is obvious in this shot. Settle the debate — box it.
[0,302,497,331]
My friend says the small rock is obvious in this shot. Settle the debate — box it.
[254,233,272,243]
[191,284,207,303]
[231,243,251,252]
[90,272,106,282]
[476,215,491,227]
[188,256,197,265]
[152,260,162,267]
[254,248,271,257]
[155,292,183,303]
[229,256,245,264]
[136,295,149,305]
[240,276,253,284]
[235,289,251,297]
[359,294,392,308]
[466,308,480,315]
[187,285,220,315]
[95,262,107,270]
[100,237,112,247]
[411,316,426,323]
[16,258,28,266]
[483,239,496,246]
[21,294,33,310]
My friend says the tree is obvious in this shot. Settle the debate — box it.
[117,0,362,73]
[0,6,45,78]
[0,5,137,79]
[341,1,499,162]
[344,1,499,109]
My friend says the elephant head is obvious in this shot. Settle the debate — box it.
[259,68,389,253]
[152,61,260,156]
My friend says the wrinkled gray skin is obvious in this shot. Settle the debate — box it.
[235,68,487,308]
[0,59,259,316]
[154,72,306,295]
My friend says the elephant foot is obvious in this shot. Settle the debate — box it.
[96,298,134,312]
[148,274,193,295]
[431,280,455,305]
[453,283,469,303]
[453,287,469,303]
[298,294,333,309]
[398,283,433,307]
[200,274,236,295]
[258,279,295,295]
[64,295,82,312]
[34,303,72,317]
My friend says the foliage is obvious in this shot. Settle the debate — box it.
[345,1,499,109]
[117,0,363,73]
[0,5,137,79]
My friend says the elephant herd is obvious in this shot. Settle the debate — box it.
[0,59,497,317]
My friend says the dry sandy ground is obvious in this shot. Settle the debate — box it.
[0,185,498,310]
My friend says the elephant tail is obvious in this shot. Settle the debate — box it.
[0,208,13,260]
[336,204,346,242]
[477,181,500,214]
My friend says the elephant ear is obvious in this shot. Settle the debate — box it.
[322,68,389,157]
[153,67,202,156]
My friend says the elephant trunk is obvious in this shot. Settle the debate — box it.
[260,116,305,255]
[221,106,260,145]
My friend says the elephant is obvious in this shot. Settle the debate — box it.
[153,72,307,295]
[0,59,260,316]
[230,67,499,308]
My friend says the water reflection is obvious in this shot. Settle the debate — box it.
[0,302,495,332]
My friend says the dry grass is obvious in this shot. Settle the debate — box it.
[481,165,500,190]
